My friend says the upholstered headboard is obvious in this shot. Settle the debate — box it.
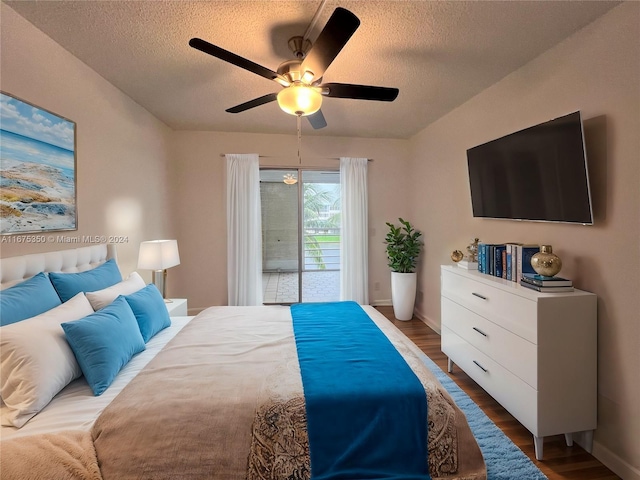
[0,244,117,290]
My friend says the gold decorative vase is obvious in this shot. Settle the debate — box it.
[451,250,464,262]
[531,245,562,277]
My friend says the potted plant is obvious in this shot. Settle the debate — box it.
[385,218,423,320]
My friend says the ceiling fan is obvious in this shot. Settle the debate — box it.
[189,7,399,129]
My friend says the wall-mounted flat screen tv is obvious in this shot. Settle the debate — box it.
[467,111,593,225]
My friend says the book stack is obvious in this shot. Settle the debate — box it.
[477,243,540,283]
[520,273,574,292]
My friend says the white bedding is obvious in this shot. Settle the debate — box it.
[0,304,415,440]
[0,304,487,480]
[0,315,194,440]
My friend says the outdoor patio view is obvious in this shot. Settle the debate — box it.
[260,169,340,303]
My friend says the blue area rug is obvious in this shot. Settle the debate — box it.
[421,355,548,480]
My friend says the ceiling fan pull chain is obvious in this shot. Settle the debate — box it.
[297,115,302,165]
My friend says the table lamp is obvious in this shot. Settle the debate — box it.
[137,239,180,300]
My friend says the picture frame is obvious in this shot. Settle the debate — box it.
[0,91,77,235]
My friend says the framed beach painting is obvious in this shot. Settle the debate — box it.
[0,92,77,235]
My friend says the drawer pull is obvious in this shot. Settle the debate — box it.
[472,292,487,300]
[472,327,488,337]
[473,360,488,373]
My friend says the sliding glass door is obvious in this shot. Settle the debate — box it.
[260,168,299,304]
[260,168,340,304]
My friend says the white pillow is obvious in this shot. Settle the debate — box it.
[85,272,146,311]
[0,293,94,428]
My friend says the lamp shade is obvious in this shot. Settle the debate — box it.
[137,240,180,270]
[277,84,322,116]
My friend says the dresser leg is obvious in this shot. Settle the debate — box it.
[564,433,574,446]
[533,435,544,460]
[447,358,454,373]
[583,430,594,453]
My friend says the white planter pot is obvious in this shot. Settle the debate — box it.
[391,271,417,321]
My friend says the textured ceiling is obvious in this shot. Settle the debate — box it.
[4,0,618,139]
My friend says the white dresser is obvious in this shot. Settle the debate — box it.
[440,265,597,460]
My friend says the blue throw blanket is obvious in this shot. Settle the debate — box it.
[291,302,430,480]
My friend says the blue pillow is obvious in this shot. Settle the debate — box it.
[123,284,171,342]
[0,273,62,326]
[49,259,122,302]
[61,296,145,396]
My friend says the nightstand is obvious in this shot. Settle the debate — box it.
[165,298,188,316]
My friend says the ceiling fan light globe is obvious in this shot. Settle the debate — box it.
[277,85,322,116]
[283,173,298,185]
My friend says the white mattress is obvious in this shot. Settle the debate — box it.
[0,316,194,440]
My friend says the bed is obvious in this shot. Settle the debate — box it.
[0,244,486,480]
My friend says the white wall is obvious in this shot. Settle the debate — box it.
[407,3,639,477]
[168,130,410,311]
[0,4,174,277]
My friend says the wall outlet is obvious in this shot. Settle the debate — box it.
[374,282,380,291]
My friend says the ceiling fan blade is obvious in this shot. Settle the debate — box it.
[226,93,278,113]
[320,83,399,102]
[307,109,327,129]
[189,38,287,85]
[301,7,360,80]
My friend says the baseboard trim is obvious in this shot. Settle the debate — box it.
[591,440,640,480]
[369,298,392,307]
[370,303,440,333]
[413,309,440,334]
[370,299,392,307]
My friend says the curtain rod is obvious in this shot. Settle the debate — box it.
[219,154,373,162]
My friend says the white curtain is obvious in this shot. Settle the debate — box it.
[340,157,369,304]
[226,153,263,306]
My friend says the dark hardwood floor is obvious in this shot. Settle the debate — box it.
[375,306,621,480]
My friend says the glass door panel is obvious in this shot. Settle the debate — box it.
[260,169,299,304]
[260,168,340,304]
[301,170,341,303]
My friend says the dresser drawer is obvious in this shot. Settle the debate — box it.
[441,268,537,344]
[441,327,539,435]
[442,296,537,388]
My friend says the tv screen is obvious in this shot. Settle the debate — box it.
[467,111,593,224]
